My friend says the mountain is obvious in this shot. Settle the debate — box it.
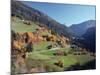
[69,20,96,37]
[82,27,96,52]
[73,27,96,53]
[11,0,72,38]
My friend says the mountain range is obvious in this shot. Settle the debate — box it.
[69,20,96,37]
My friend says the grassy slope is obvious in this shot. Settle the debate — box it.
[27,45,95,71]
[11,17,39,32]
[33,41,52,51]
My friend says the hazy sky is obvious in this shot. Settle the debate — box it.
[22,1,96,26]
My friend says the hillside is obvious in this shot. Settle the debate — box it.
[11,0,72,38]
[81,27,96,52]
[72,27,96,53]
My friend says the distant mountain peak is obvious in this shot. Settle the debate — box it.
[69,20,96,37]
